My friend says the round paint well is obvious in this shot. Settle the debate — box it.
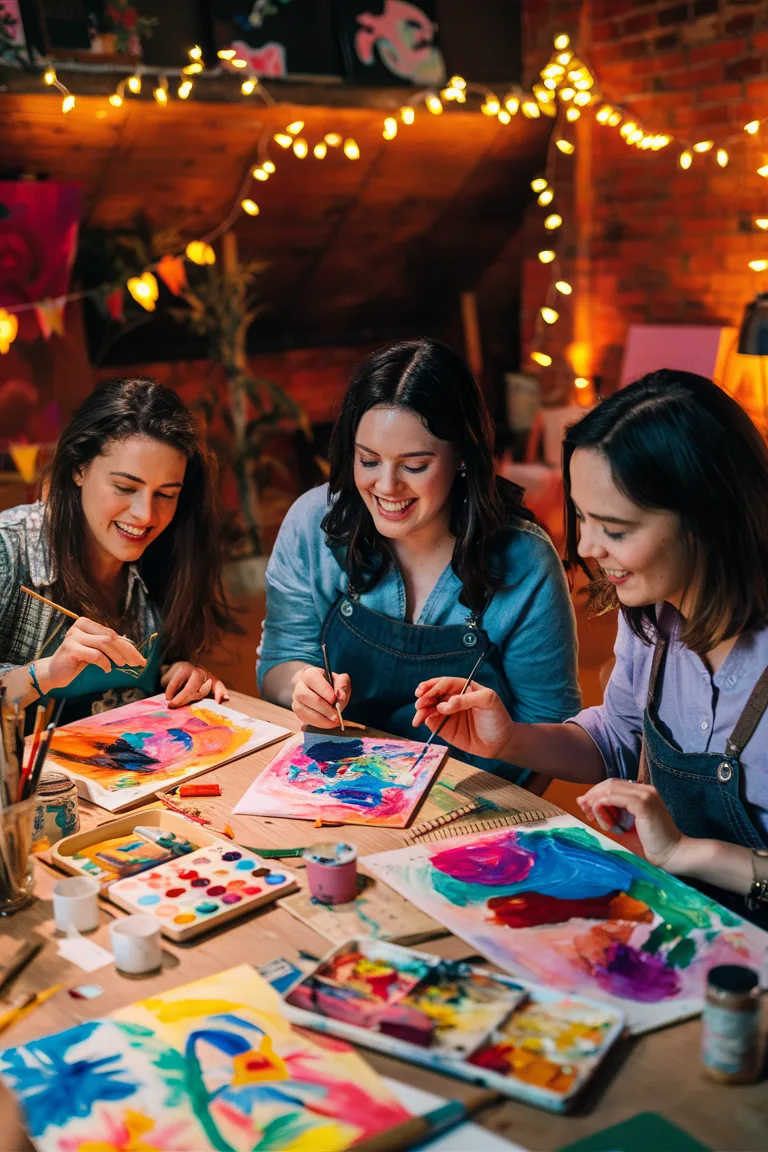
[235,860,254,870]
[206,885,226,897]
[265,874,286,885]
[196,902,218,914]
[165,888,185,899]
[118,880,139,892]
[222,893,242,904]
[242,885,262,896]
[251,867,270,878]
[155,905,176,918]
[174,912,196,925]
[178,870,198,881]
[195,857,211,865]
[214,869,228,877]
[222,851,241,862]
[137,893,161,906]
[190,878,209,888]
[226,879,247,891]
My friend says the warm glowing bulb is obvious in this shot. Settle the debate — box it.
[441,86,459,101]
[178,81,193,99]
[262,160,276,173]
[450,75,466,89]
[183,62,202,74]
[186,241,215,265]
[292,137,308,159]
[43,68,56,85]
[497,109,511,125]
[383,116,398,139]
[758,164,768,178]
[559,87,575,101]
[557,51,572,65]
[627,129,643,144]
[640,135,654,149]
[556,139,575,154]
[531,178,548,192]
[679,151,693,169]
[538,189,554,206]
[619,122,636,138]
[566,107,580,121]
[748,259,768,271]
[505,94,520,114]
[109,93,123,107]
[541,307,559,325]
[745,120,760,134]
[153,85,168,105]
[189,44,202,60]
[343,138,360,159]
[573,91,592,106]
[0,308,19,354]
[531,351,552,367]
[231,58,247,68]
[252,167,269,180]
[325,133,342,147]
[218,49,236,59]
[313,142,327,159]
[286,120,304,135]
[716,148,729,167]
[482,97,501,116]
[274,133,293,148]
[693,140,713,153]
[426,95,443,115]
[574,377,589,389]
[544,77,557,91]
[128,74,141,93]
[400,106,415,125]
[553,33,570,50]
[756,219,768,230]
[555,280,572,294]
[126,272,159,311]
[241,199,260,215]
[608,111,622,126]
[596,105,612,124]
[545,214,563,230]
[538,250,556,263]
[522,100,540,118]
[61,94,75,113]
[241,78,256,94]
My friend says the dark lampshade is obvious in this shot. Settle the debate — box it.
[738,293,768,355]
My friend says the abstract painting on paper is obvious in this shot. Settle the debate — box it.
[38,695,290,811]
[233,732,447,827]
[0,964,411,1152]
[365,815,768,1033]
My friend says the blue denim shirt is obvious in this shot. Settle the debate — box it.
[257,485,581,725]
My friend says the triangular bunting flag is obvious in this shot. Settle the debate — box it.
[9,443,39,484]
[105,287,124,322]
[34,297,66,341]
[156,254,187,296]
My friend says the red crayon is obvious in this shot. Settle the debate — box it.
[179,782,221,797]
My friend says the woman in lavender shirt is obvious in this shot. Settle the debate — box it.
[415,369,768,923]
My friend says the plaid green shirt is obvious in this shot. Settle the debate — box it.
[0,501,161,686]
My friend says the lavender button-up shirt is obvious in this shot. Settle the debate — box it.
[570,604,768,838]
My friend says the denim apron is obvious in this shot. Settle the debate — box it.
[639,638,768,926]
[37,635,162,728]
[320,579,529,783]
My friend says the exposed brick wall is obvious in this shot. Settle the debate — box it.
[520,0,768,394]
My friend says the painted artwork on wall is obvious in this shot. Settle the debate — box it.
[0,964,411,1151]
[37,695,290,811]
[233,731,446,827]
[335,0,446,85]
[364,815,768,1034]
[210,0,342,78]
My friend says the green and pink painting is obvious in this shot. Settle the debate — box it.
[365,815,768,1033]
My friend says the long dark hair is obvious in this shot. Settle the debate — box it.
[563,369,768,653]
[45,377,234,662]
[322,338,532,611]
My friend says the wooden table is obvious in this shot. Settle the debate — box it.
[1,693,766,1152]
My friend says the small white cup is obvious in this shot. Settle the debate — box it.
[109,915,163,975]
[53,876,100,934]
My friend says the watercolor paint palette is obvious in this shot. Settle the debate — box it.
[108,843,299,941]
[233,731,447,827]
[283,939,624,1113]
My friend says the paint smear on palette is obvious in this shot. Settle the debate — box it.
[0,965,411,1152]
[364,814,768,1034]
[36,695,290,812]
[233,732,446,827]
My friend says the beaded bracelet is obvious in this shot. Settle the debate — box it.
[28,662,44,699]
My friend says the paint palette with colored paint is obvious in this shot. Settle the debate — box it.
[283,938,624,1112]
[108,844,298,940]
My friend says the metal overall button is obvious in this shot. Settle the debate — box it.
[463,632,477,647]
[340,600,354,617]
[717,761,733,783]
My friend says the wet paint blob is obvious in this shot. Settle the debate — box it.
[252,867,270,878]
[222,851,241,861]
[265,873,286,885]
[178,870,198,881]
[226,879,247,891]
[222,893,242,904]
[236,860,255,870]
[155,905,176,918]
[242,885,262,895]
[206,885,226,897]
[190,878,209,888]
[137,893,161,906]
[165,888,185,898]
[196,902,219,914]
[174,912,196,924]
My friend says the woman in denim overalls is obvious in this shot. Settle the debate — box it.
[415,369,768,924]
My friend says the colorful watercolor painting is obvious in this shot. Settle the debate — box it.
[69,825,196,884]
[0,964,411,1151]
[233,732,446,827]
[364,815,768,1034]
[38,695,290,811]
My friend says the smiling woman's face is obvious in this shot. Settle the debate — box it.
[75,435,187,572]
[569,447,695,610]
[353,405,459,544]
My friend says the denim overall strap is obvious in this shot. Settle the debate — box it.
[639,638,767,852]
[320,588,526,782]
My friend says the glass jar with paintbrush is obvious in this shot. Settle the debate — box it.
[0,691,65,914]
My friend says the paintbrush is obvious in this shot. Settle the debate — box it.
[24,699,65,800]
[17,705,45,803]
[320,643,345,732]
[412,648,488,769]
[349,1086,501,1152]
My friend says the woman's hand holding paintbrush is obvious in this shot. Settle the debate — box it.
[291,659,350,730]
[413,675,514,761]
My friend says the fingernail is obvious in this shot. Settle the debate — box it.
[610,824,624,835]
[223,694,230,701]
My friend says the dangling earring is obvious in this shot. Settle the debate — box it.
[458,462,467,478]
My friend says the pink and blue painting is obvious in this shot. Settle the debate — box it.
[233,732,446,827]
[0,965,411,1151]
[365,815,768,1033]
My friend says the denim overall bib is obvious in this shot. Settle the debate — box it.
[640,638,768,926]
[320,580,528,783]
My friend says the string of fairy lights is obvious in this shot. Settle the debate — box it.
[1,32,766,381]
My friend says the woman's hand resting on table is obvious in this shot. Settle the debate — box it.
[577,779,684,871]
[291,665,351,728]
[413,677,514,761]
[161,662,229,708]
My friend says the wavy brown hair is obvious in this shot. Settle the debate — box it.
[563,369,768,654]
[45,377,234,662]
[322,338,533,612]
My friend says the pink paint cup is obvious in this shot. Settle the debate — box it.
[302,842,358,905]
